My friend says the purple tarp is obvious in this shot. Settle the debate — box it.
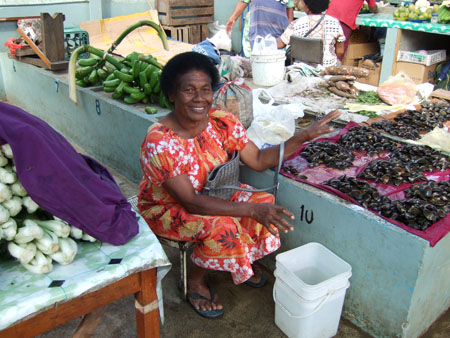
[0,102,138,245]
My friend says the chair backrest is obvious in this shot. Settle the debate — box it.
[290,36,323,64]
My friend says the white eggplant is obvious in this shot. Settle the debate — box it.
[22,196,39,213]
[35,229,59,255]
[0,144,13,159]
[0,183,12,203]
[0,167,16,184]
[36,219,71,238]
[2,218,17,240]
[22,250,53,274]
[0,205,10,224]
[14,219,45,243]
[11,181,27,197]
[81,232,97,242]
[8,241,36,264]
[2,196,22,217]
[69,226,83,240]
[50,237,78,265]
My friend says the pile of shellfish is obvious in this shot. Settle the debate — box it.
[300,141,355,170]
[324,176,450,230]
[371,101,450,140]
[337,126,399,155]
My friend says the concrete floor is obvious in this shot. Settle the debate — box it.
[37,156,450,338]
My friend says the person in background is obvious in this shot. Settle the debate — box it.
[138,51,340,318]
[277,0,345,66]
[326,0,378,58]
[225,0,294,57]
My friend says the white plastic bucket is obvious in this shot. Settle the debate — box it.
[250,51,286,87]
[273,242,352,338]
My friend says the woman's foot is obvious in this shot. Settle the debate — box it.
[245,263,268,288]
[187,264,223,317]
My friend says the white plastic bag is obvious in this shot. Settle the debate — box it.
[252,34,277,55]
[247,88,301,148]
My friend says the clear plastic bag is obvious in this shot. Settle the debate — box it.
[377,72,417,105]
[247,89,297,147]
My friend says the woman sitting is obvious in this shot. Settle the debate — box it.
[277,0,345,66]
[138,51,340,318]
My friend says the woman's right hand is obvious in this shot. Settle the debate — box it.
[225,18,235,35]
[251,203,295,235]
[301,109,341,142]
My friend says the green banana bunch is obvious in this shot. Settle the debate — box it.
[438,4,450,23]
[98,51,172,111]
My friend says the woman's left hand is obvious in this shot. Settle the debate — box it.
[251,203,295,235]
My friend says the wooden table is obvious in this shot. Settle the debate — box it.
[0,216,171,338]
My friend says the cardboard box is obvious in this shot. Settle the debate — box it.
[342,42,380,66]
[357,60,382,86]
[395,61,438,84]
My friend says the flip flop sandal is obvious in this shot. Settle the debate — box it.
[244,272,268,288]
[187,286,224,318]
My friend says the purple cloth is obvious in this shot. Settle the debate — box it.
[0,102,138,245]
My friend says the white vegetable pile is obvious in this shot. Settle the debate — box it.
[0,144,97,274]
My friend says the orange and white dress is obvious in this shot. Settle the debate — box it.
[138,109,280,284]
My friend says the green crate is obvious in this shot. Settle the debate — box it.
[64,27,89,60]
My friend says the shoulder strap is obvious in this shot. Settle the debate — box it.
[304,14,325,38]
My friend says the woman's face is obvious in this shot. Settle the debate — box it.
[169,70,213,122]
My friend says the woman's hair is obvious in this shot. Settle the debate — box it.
[160,51,220,98]
[303,0,329,14]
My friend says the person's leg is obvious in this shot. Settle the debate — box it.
[187,263,223,312]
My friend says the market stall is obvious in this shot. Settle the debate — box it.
[2,3,450,337]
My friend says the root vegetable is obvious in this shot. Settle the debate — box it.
[335,81,352,92]
[329,86,357,98]
[14,219,44,243]
[0,144,13,159]
[8,241,36,264]
[11,181,27,197]
[323,66,369,78]
[22,196,39,213]
[0,205,10,224]
[2,196,22,217]
[328,75,357,82]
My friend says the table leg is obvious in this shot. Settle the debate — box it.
[73,306,106,338]
[379,27,401,84]
[135,268,160,338]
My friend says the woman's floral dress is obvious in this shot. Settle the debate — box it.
[138,109,281,284]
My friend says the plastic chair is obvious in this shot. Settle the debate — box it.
[129,195,194,301]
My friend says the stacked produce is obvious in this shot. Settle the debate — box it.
[320,66,369,99]
[393,1,439,21]
[69,20,170,112]
[0,144,97,274]
[438,1,450,23]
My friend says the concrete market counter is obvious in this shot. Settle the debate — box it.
[1,53,450,337]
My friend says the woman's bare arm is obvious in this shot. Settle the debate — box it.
[162,174,294,234]
[240,110,341,171]
[226,1,249,34]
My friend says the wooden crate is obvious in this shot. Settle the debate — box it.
[163,23,209,44]
[156,0,214,26]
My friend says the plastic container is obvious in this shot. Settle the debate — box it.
[250,50,286,87]
[396,49,446,66]
[431,13,439,24]
[273,242,352,338]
